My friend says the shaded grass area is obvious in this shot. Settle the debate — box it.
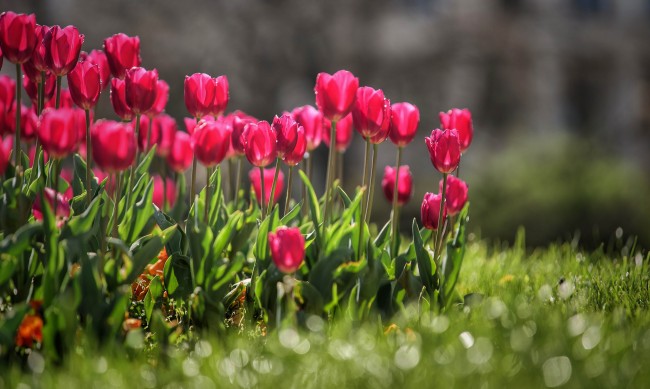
[4,235,650,388]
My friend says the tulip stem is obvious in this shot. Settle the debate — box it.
[365,144,378,223]
[433,173,448,268]
[85,109,93,207]
[125,114,141,208]
[55,76,62,109]
[234,157,242,207]
[38,72,45,115]
[190,117,200,212]
[284,166,293,217]
[267,158,281,216]
[112,172,122,238]
[357,139,372,260]
[13,64,22,177]
[162,164,167,213]
[53,159,60,216]
[146,114,153,153]
[259,166,266,220]
[322,120,337,228]
[205,166,212,223]
[301,155,311,219]
[226,158,234,203]
[391,147,403,256]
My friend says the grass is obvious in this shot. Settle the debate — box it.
[4,231,650,388]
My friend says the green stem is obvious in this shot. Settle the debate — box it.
[391,147,403,255]
[55,76,61,109]
[204,166,212,223]
[85,109,92,207]
[14,64,22,174]
[433,173,448,268]
[357,139,371,260]
[365,144,378,223]
[125,114,141,208]
[146,114,153,153]
[190,117,200,211]
[112,172,122,238]
[259,166,266,220]
[53,159,60,216]
[266,158,281,216]
[233,157,242,206]
[284,166,294,217]
[322,120,337,227]
[38,72,45,115]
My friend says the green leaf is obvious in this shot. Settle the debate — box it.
[0,255,17,288]
[280,201,302,225]
[163,254,193,299]
[254,206,279,268]
[298,169,321,241]
[412,218,435,297]
[152,208,187,257]
[136,146,157,177]
[62,196,101,238]
[213,211,243,258]
[0,222,42,257]
[0,305,29,347]
[119,176,154,244]
[442,203,470,308]
[294,280,324,314]
[125,225,176,285]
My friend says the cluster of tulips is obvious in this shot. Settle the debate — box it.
[0,10,473,349]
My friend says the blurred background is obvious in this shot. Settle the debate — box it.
[4,0,650,248]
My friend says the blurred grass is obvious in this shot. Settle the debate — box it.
[4,236,650,388]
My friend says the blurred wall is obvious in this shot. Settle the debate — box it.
[4,0,650,247]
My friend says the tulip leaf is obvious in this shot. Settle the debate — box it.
[126,226,176,285]
[136,146,157,177]
[213,211,242,259]
[62,196,101,239]
[280,201,303,225]
[412,218,435,297]
[336,186,352,208]
[294,280,324,315]
[442,203,470,308]
[298,169,321,242]
[374,220,391,249]
[0,255,17,289]
[170,173,187,222]
[0,222,42,257]
[208,166,223,228]
[164,254,193,299]
[119,176,154,244]
[153,207,187,257]
[0,304,29,347]
[254,206,279,268]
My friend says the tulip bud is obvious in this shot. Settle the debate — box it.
[382,165,413,206]
[440,175,468,216]
[67,60,101,110]
[0,12,37,64]
[33,187,71,228]
[352,86,391,139]
[283,126,306,166]
[229,110,257,155]
[37,108,80,159]
[268,227,305,273]
[389,102,419,147]
[166,131,193,173]
[103,33,141,79]
[323,113,353,152]
[314,70,359,122]
[43,25,84,76]
[290,105,322,152]
[211,75,229,117]
[243,121,277,167]
[80,49,111,90]
[369,105,392,145]
[110,78,133,121]
[439,108,473,153]
[272,114,300,158]
[184,73,215,119]
[91,119,136,173]
[125,67,158,115]
[153,175,176,209]
[249,167,284,207]
[424,129,461,174]
[0,137,12,175]
[147,80,169,116]
[23,24,49,74]
[191,119,231,167]
[421,192,446,230]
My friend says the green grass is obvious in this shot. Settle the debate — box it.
[4,234,650,388]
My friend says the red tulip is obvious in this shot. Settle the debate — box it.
[0,75,16,112]
[352,86,391,139]
[184,73,215,119]
[166,131,193,173]
[22,24,50,79]
[389,102,419,147]
[125,67,158,115]
[67,60,101,110]
[291,105,323,152]
[425,129,461,174]
[211,75,229,117]
[33,187,70,228]
[37,108,79,159]
[148,80,169,115]
[28,144,48,168]
[369,107,391,145]
[110,78,133,121]
[0,12,37,64]
[439,108,473,153]
[272,114,300,158]
[152,175,176,209]
[91,119,136,173]
[382,165,413,206]
[230,110,257,155]
[44,87,74,109]
[268,227,305,273]
[191,119,231,167]
[314,70,359,122]
[323,113,353,152]
[80,49,111,90]
[282,126,306,166]
[139,113,177,156]
[23,71,56,105]
[243,121,277,167]
[103,33,141,79]
[7,104,38,141]
[249,167,284,206]
[440,175,468,216]
[421,192,446,230]
[0,136,12,175]
[43,25,84,76]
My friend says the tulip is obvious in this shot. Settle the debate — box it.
[28,144,48,168]
[323,113,353,152]
[249,167,284,208]
[439,108,473,153]
[268,227,305,274]
[352,86,391,139]
[23,71,56,105]
[272,114,300,158]
[91,119,136,173]
[191,119,231,168]
[148,80,169,116]
[44,87,74,109]
[7,104,38,142]
[125,67,158,115]
[153,175,176,210]
[43,25,84,77]
[421,192,445,231]
[230,110,257,154]
[382,165,413,206]
[424,129,461,174]
[314,70,359,122]
[166,131,193,173]
[0,75,16,111]
[211,75,229,117]
[0,12,37,64]
[140,113,177,157]
[37,108,80,159]
[67,60,101,110]
[184,73,215,119]
[282,126,306,216]
[110,78,133,121]
[184,117,198,135]
[243,121,277,167]
[33,187,71,228]
[103,33,141,79]
[389,102,419,147]
[80,49,110,90]
[21,24,50,86]
[440,175,468,216]
[0,136,12,176]
[291,105,323,152]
